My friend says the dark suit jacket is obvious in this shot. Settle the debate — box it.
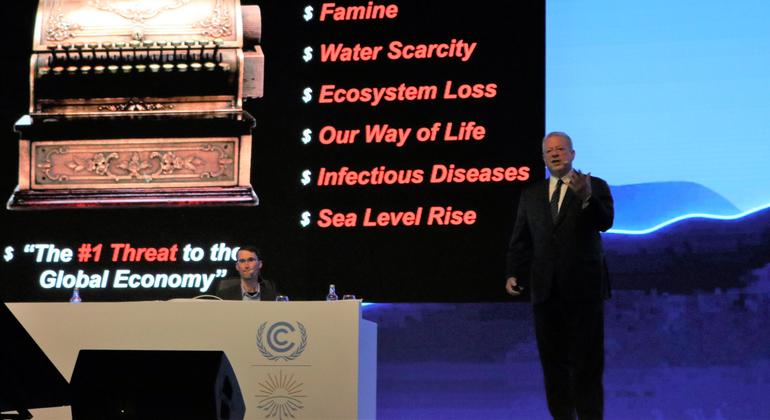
[506,176,614,303]
[215,277,280,301]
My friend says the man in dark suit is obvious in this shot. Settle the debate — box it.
[506,132,614,420]
[215,245,280,301]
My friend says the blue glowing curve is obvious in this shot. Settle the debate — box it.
[607,202,770,235]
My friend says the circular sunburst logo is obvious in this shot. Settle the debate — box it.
[256,371,306,419]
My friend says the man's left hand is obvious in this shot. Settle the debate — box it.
[569,170,592,201]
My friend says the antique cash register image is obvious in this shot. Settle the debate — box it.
[8,0,264,209]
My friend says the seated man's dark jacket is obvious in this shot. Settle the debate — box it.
[215,277,280,301]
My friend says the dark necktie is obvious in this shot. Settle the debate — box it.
[550,178,563,221]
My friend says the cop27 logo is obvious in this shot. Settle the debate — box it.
[256,321,308,361]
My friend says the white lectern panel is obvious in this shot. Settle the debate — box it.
[8,300,377,420]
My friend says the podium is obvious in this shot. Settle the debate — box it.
[7,300,377,419]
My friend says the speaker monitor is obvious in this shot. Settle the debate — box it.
[0,302,70,414]
[70,350,244,420]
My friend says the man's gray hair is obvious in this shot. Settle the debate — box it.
[542,131,573,150]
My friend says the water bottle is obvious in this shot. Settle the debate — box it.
[69,288,82,303]
[326,284,338,301]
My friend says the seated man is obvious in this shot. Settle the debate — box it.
[215,245,280,301]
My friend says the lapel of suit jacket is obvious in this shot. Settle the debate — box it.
[554,183,575,228]
[538,180,555,229]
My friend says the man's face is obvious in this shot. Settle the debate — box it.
[542,135,575,178]
[235,250,262,281]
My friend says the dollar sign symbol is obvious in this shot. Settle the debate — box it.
[3,246,14,262]
[303,6,314,21]
[302,87,313,103]
[301,128,312,144]
[301,170,312,186]
[300,211,311,227]
[302,46,313,62]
